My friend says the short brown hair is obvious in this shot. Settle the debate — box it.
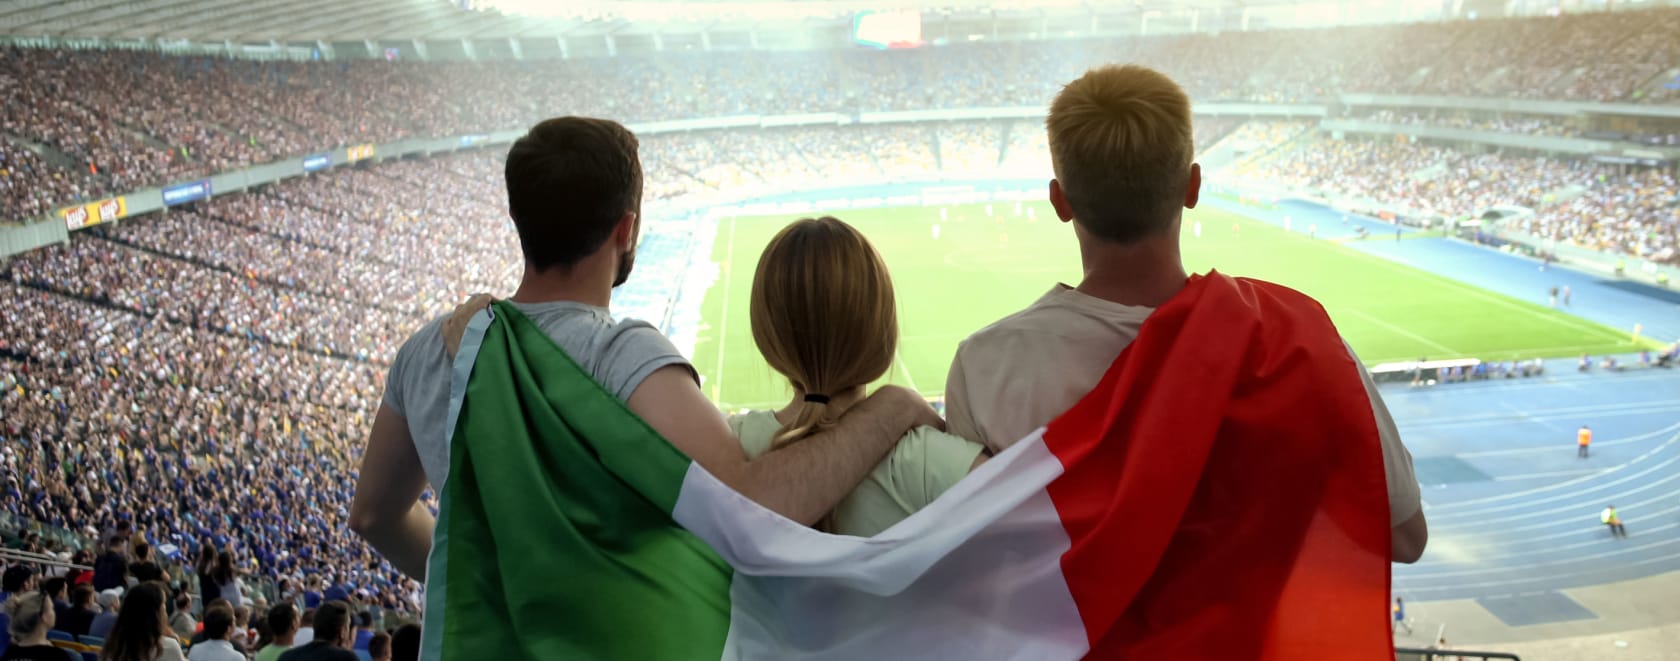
[505,117,643,272]
[1047,64,1195,243]
[202,603,235,640]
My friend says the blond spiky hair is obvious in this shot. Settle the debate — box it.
[1047,64,1195,242]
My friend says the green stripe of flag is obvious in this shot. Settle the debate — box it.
[434,301,732,659]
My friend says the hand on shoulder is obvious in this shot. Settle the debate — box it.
[442,293,497,359]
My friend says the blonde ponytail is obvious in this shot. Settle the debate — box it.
[749,216,898,446]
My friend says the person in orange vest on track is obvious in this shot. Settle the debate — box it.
[1578,425,1592,459]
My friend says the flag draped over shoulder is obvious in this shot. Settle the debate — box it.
[424,273,1392,660]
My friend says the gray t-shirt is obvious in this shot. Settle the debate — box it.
[382,301,692,493]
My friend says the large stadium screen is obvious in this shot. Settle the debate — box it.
[853,9,922,49]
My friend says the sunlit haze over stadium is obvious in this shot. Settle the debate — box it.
[1,0,1678,659]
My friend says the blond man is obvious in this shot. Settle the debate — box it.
[942,64,1427,563]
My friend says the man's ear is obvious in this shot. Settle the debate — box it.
[613,211,639,250]
[1048,180,1075,223]
[1185,163,1202,210]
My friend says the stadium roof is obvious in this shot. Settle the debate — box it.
[0,0,1399,45]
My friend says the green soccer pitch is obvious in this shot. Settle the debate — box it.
[690,202,1637,409]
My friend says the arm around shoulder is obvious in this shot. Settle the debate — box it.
[627,366,938,525]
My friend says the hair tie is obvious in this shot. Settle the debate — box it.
[803,394,830,404]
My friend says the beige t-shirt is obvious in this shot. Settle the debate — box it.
[943,284,1422,526]
[729,410,985,537]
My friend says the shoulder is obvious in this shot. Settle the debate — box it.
[391,316,447,367]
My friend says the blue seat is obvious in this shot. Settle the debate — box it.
[79,635,104,647]
[83,653,99,661]
[47,630,75,642]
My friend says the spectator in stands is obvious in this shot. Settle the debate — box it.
[168,591,196,642]
[938,65,1425,653]
[232,605,254,649]
[3,591,78,661]
[728,216,986,535]
[194,549,218,613]
[948,62,1426,562]
[40,577,70,624]
[353,118,934,610]
[209,551,243,609]
[93,531,129,588]
[89,590,122,639]
[256,604,300,661]
[187,603,242,661]
[301,577,323,610]
[189,600,234,649]
[367,632,391,661]
[100,583,186,661]
[62,584,99,637]
[128,544,164,585]
[1,564,34,603]
[389,624,419,661]
[293,608,316,647]
[351,611,374,651]
[276,600,358,661]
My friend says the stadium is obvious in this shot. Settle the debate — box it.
[1,0,1679,659]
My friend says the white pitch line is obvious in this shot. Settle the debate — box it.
[1344,308,1458,355]
[1352,245,1629,341]
[713,217,736,402]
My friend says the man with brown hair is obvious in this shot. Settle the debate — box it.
[188,604,243,661]
[351,117,938,635]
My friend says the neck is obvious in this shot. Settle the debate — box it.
[1074,230,1188,308]
[20,631,47,645]
[776,385,867,425]
[278,633,296,645]
[510,257,615,308]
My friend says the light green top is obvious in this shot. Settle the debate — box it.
[254,644,291,661]
[729,409,984,537]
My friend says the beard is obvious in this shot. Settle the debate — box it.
[612,247,637,287]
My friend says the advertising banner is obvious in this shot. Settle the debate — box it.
[302,153,333,172]
[459,134,490,147]
[60,196,129,231]
[162,180,212,206]
[346,144,376,162]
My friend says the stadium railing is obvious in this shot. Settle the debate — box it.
[1396,647,1520,660]
[0,546,91,573]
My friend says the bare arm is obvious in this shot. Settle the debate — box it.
[627,366,939,526]
[1392,508,1428,564]
[349,404,435,578]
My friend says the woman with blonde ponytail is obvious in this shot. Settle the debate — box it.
[729,216,987,536]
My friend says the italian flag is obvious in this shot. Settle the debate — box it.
[421,273,1393,660]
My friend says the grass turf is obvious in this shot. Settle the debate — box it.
[690,202,1637,409]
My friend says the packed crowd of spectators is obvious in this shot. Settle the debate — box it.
[6,7,1680,222]
[1239,134,1679,265]
[1352,110,1579,138]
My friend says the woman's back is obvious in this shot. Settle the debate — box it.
[730,410,982,537]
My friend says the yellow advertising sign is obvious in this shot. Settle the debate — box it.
[60,196,128,231]
[346,144,376,162]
